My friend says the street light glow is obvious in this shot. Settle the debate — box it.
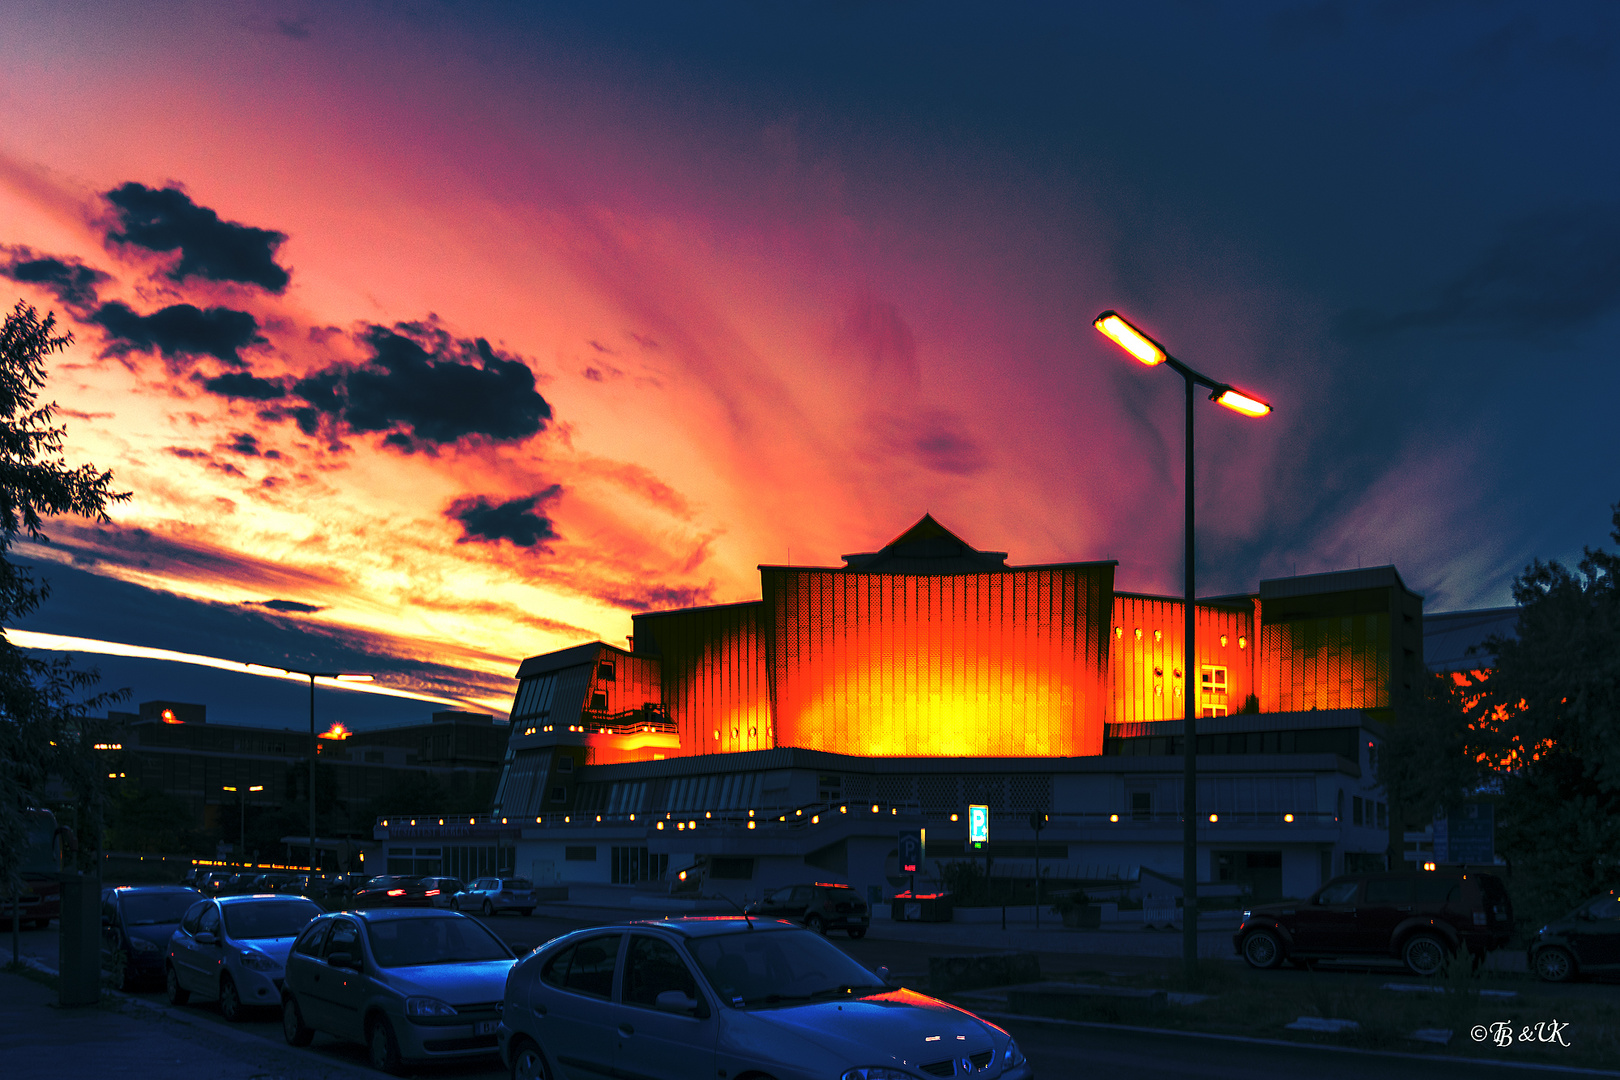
[1094,311,1166,366]
[1214,387,1271,417]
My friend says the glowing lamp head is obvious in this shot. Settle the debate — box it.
[161,709,181,724]
[1094,311,1167,366]
[1212,387,1271,418]
[319,723,351,740]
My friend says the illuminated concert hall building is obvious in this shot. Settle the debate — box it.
[378,517,1422,904]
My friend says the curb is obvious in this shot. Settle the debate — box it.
[974,1010,1620,1077]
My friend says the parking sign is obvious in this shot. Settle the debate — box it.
[898,831,926,874]
[968,804,989,848]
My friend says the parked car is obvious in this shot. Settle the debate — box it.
[165,893,324,1020]
[352,876,437,909]
[500,917,1033,1080]
[744,882,870,938]
[1234,870,1514,975]
[454,877,536,917]
[100,885,202,991]
[280,908,518,1074]
[196,872,234,897]
[419,877,466,909]
[0,875,60,930]
[1527,890,1620,982]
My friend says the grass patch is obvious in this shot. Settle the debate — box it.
[1003,960,1620,1070]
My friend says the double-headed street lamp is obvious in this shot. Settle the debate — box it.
[221,784,264,867]
[1094,310,1272,980]
[276,668,372,877]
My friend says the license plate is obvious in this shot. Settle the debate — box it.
[475,1020,498,1035]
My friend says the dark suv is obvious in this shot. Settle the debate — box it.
[1527,890,1620,982]
[1234,870,1513,976]
[744,882,869,938]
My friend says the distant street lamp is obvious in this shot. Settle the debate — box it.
[275,668,373,877]
[1093,310,1271,980]
[221,784,264,868]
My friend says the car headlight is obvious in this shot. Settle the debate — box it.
[1242,909,1251,920]
[237,950,278,972]
[129,938,159,953]
[1538,925,1548,936]
[405,996,459,1018]
[1004,1038,1026,1068]
[841,1069,915,1080]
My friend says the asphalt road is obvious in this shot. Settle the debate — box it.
[7,907,1618,1079]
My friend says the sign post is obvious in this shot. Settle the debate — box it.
[1029,812,1047,930]
[899,829,926,903]
[968,804,989,904]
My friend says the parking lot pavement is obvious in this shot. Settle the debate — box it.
[0,966,380,1080]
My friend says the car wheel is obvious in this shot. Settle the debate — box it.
[805,914,825,935]
[1402,932,1450,977]
[511,1038,549,1080]
[115,954,137,993]
[848,928,866,939]
[165,964,190,1006]
[219,975,244,1022]
[282,994,314,1047]
[1241,929,1283,969]
[368,1015,406,1076]
[483,900,495,916]
[1534,946,1576,983]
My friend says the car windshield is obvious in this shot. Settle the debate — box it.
[502,879,532,890]
[689,929,884,1006]
[366,917,513,967]
[366,876,417,889]
[121,892,199,926]
[222,899,323,940]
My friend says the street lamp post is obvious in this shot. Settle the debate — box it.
[222,784,264,868]
[1093,310,1271,981]
[276,668,372,877]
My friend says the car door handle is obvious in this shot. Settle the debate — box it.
[618,1023,634,1037]
[532,1003,546,1017]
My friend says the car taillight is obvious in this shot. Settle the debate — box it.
[425,889,440,896]
[388,889,405,896]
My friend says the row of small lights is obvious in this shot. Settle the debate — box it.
[1114,628,1247,649]
[377,806,1305,828]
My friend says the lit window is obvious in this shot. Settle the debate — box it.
[1201,666,1228,694]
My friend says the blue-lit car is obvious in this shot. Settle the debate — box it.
[499,917,1034,1080]
[101,885,201,992]
[454,876,537,917]
[281,908,518,1074]
[165,893,324,1020]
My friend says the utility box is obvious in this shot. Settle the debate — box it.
[57,874,100,1007]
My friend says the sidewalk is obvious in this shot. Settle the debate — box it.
[0,958,374,1080]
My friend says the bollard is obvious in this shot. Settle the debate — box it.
[57,874,100,1007]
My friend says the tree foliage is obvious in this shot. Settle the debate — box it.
[1380,670,1483,830]
[1474,503,1620,921]
[0,301,130,894]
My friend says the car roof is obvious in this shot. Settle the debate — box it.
[329,907,474,923]
[217,893,322,906]
[113,885,199,894]
[623,916,802,939]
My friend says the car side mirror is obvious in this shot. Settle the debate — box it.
[194,932,218,945]
[326,951,359,969]
[876,965,893,986]
[655,990,698,1015]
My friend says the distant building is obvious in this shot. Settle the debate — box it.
[383,516,1423,902]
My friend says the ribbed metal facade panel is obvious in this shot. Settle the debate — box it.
[1109,595,1255,725]
[760,564,1113,758]
[1259,612,1390,712]
[633,602,772,756]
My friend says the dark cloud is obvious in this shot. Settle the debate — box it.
[596,582,716,613]
[92,301,265,365]
[629,332,660,349]
[291,320,551,449]
[247,598,322,613]
[446,486,563,549]
[0,246,110,315]
[1340,205,1620,339]
[202,370,289,400]
[166,447,208,460]
[276,17,312,39]
[224,432,271,457]
[103,182,291,292]
[588,340,615,353]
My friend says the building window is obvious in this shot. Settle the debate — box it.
[551,786,568,803]
[1201,666,1228,693]
[611,846,668,883]
[1130,791,1153,822]
[1353,796,1364,826]
[597,660,616,682]
[365,750,384,763]
[1204,705,1227,718]
[556,756,574,773]
[709,857,755,880]
[1377,802,1387,828]
[590,692,608,711]
[565,846,597,862]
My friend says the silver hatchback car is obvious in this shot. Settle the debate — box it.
[456,876,537,917]
[282,908,518,1074]
[498,917,1034,1080]
[166,894,323,1020]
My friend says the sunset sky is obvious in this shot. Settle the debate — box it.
[2,1,1617,728]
